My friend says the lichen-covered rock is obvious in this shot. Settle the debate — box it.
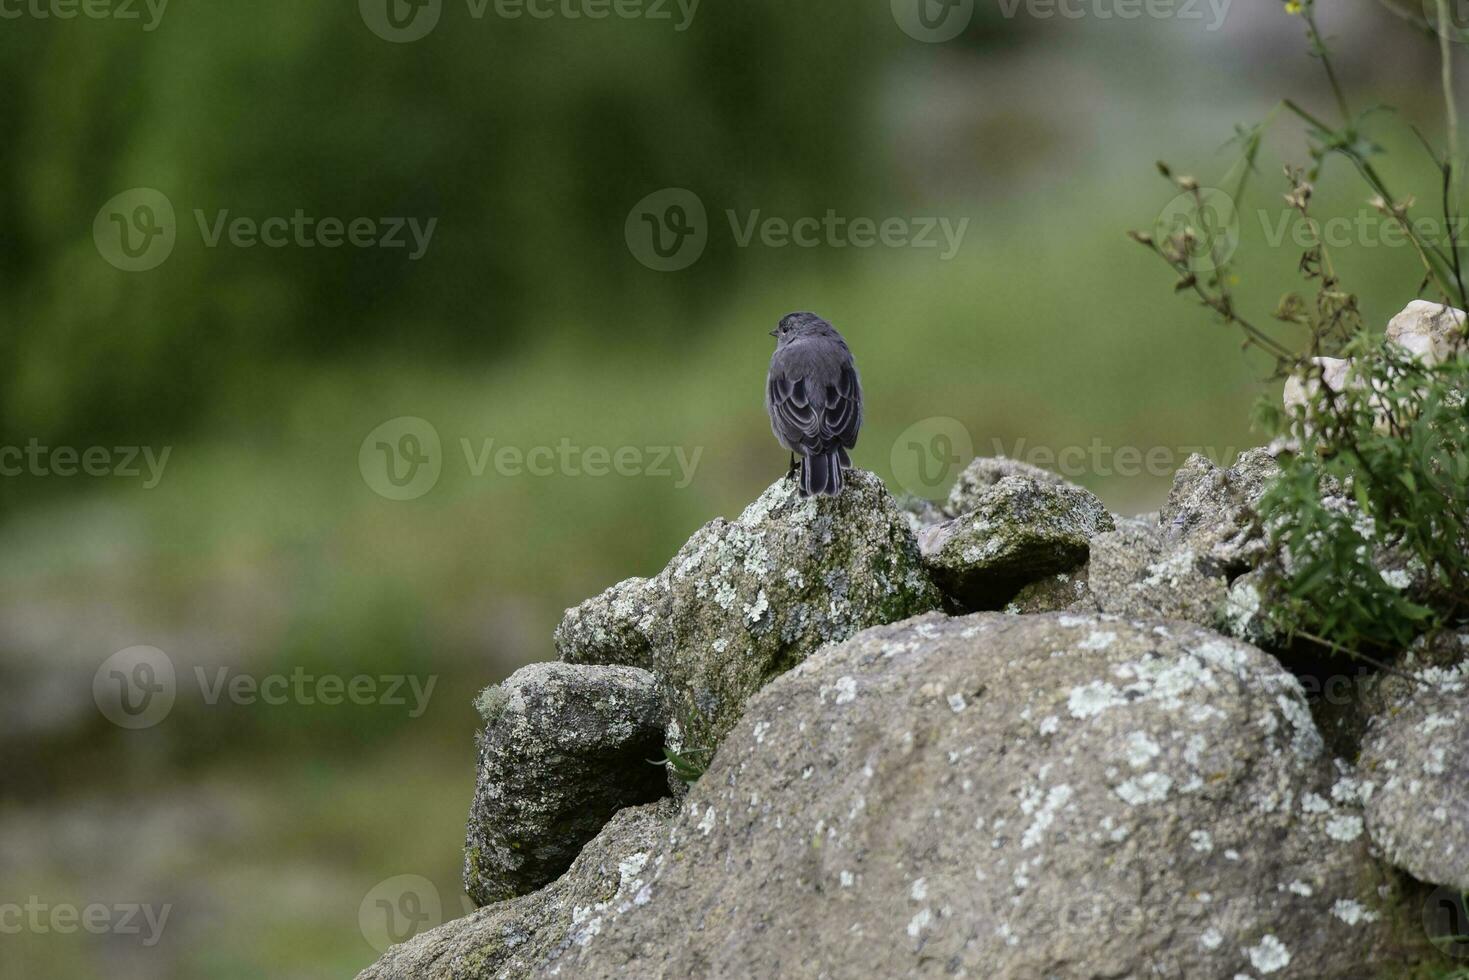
[1360,630,1469,891]
[1087,520,1228,625]
[556,470,940,759]
[918,476,1113,609]
[552,576,660,671]
[944,455,1071,516]
[464,663,668,905]
[360,800,676,980]
[552,613,1429,979]
[1161,449,1278,576]
[1219,566,1287,647]
[1004,566,1094,614]
[893,492,946,536]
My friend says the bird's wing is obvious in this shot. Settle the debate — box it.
[769,354,862,454]
[768,375,822,451]
[823,362,862,451]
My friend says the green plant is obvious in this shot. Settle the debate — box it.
[656,746,710,784]
[1131,0,1469,659]
[1256,340,1469,654]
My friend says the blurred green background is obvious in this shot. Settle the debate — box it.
[0,1,1459,976]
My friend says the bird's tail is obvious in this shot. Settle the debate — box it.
[800,451,844,497]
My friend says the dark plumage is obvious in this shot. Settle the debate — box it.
[765,312,863,497]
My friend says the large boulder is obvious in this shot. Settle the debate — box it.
[918,476,1113,609]
[548,613,1429,979]
[1360,630,1469,891]
[555,470,941,760]
[361,800,676,980]
[463,663,668,905]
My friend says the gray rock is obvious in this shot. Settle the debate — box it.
[360,800,676,980]
[1088,520,1229,626]
[553,576,660,671]
[1004,566,1095,614]
[556,470,941,760]
[464,663,668,905]
[918,476,1113,609]
[1360,630,1469,891]
[944,455,1071,516]
[1160,449,1279,576]
[893,493,947,537]
[553,613,1426,979]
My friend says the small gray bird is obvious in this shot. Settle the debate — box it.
[766,312,863,497]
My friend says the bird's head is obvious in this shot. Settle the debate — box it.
[771,312,836,346]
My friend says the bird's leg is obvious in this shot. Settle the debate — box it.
[787,453,798,482]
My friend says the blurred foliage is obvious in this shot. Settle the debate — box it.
[0,2,927,453]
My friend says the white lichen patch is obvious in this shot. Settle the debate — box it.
[906,907,932,938]
[1122,731,1161,769]
[1068,681,1125,718]
[1199,927,1224,950]
[1330,898,1379,925]
[1115,772,1172,806]
[1021,784,1073,850]
[1324,815,1364,842]
[1079,631,1117,651]
[1243,934,1291,973]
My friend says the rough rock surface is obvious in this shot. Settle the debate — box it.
[1160,449,1278,577]
[918,476,1113,609]
[361,800,676,980]
[1087,520,1229,624]
[555,470,940,756]
[548,613,1424,979]
[463,663,668,905]
[1385,299,1467,366]
[944,455,1071,516]
[1005,566,1093,614]
[1360,630,1469,891]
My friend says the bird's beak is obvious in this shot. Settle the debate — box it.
[769,329,778,337]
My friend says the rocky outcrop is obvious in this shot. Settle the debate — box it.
[555,470,941,759]
[521,614,1432,979]
[364,800,675,980]
[463,663,667,904]
[917,476,1113,609]
[1360,630,1469,892]
[362,448,1464,980]
[943,454,1070,515]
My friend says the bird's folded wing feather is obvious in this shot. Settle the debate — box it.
[769,361,861,452]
